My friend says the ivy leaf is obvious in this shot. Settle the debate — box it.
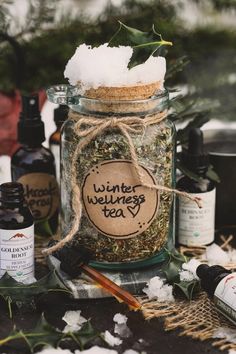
[0,315,98,352]
[174,280,200,300]
[109,21,172,67]
[0,271,71,317]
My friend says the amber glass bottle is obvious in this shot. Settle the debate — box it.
[177,129,216,247]
[0,182,34,281]
[49,105,68,182]
[11,95,59,237]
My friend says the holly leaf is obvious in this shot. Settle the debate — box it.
[176,159,202,183]
[176,111,211,145]
[0,271,71,317]
[0,315,98,352]
[206,164,221,183]
[35,219,53,237]
[109,21,172,67]
[23,314,63,351]
[174,280,200,300]
[72,321,99,349]
[162,249,188,284]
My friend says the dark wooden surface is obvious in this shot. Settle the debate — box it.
[0,263,227,354]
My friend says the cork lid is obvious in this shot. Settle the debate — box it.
[81,81,162,101]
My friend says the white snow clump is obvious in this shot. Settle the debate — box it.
[103,330,123,347]
[203,243,230,266]
[113,313,131,338]
[62,310,87,333]
[64,44,166,91]
[179,258,201,282]
[35,347,73,354]
[113,313,127,324]
[143,276,174,302]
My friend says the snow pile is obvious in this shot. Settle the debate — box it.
[142,276,174,302]
[62,310,87,333]
[179,258,201,281]
[103,330,123,347]
[35,349,73,354]
[64,44,166,91]
[213,327,236,343]
[36,346,119,354]
[75,347,117,354]
[113,313,132,338]
[203,243,230,266]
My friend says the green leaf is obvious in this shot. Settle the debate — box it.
[176,111,211,145]
[162,248,188,284]
[73,321,99,349]
[0,315,99,352]
[206,164,221,183]
[35,219,54,237]
[22,314,63,351]
[109,21,172,67]
[174,280,200,300]
[0,270,71,316]
[176,160,202,183]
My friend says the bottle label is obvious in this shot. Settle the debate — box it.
[50,144,60,183]
[17,173,59,221]
[178,188,216,246]
[214,273,236,325]
[0,225,34,281]
[81,160,159,239]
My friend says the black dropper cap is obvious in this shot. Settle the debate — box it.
[196,264,231,298]
[0,182,24,205]
[182,128,209,172]
[18,94,45,146]
[54,105,68,128]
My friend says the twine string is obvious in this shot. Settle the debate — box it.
[43,110,201,255]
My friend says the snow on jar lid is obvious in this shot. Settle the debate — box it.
[64,43,166,100]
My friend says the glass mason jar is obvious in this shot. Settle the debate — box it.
[48,86,175,270]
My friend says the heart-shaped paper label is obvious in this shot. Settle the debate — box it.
[81,160,159,239]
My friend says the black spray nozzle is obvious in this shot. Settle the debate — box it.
[18,94,45,146]
[48,240,92,278]
[21,95,40,121]
[182,128,209,172]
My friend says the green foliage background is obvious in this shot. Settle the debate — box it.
[1,0,236,121]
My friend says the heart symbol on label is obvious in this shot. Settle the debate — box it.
[127,204,141,218]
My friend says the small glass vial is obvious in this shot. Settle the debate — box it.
[197,264,236,325]
[0,182,34,281]
[49,105,68,183]
[177,129,216,247]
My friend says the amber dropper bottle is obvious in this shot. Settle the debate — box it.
[49,105,68,183]
[11,95,60,237]
[0,182,34,281]
[197,264,236,325]
[177,128,216,247]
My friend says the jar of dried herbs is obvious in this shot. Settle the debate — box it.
[60,88,175,270]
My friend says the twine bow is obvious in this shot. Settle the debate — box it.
[43,109,201,255]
